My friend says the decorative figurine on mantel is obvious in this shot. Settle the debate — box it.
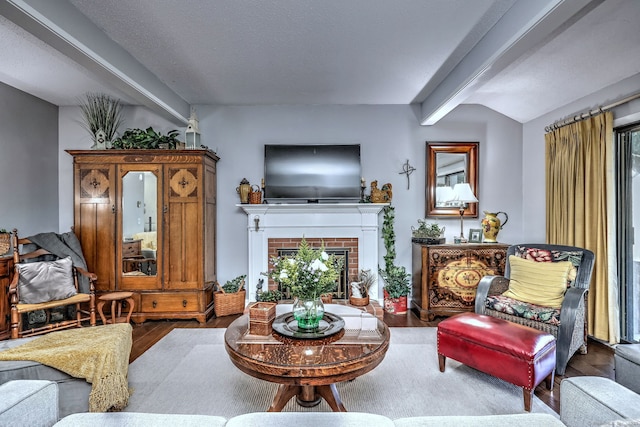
[236,178,251,204]
[370,181,393,203]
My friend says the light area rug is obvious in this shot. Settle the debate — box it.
[125,327,559,420]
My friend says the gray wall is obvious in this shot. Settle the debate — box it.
[522,73,640,242]
[57,105,178,232]
[196,104,523,284]
[56,103,523,285]
[0,82,58,236]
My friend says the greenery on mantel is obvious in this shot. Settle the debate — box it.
[378,206,411,298]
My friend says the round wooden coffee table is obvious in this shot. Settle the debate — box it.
[224,311,390,412]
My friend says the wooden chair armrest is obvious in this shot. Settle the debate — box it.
[74,266,96,280]
[475,275,509,314]
[74,267,97,289]
[8,269,19,304]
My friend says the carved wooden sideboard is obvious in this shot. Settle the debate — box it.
[0,256,12,339]
[411,242,508,321]
[67,149,218,324]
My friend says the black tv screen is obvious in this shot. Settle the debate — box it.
[264,144,361,203]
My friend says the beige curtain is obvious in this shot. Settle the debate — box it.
[545,111,613,342]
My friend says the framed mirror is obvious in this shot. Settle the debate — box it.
[426,141,479,217]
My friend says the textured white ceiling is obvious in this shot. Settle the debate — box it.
[0,0,639,124]
[0,14,137,105]
[465,0,640,123]
[67,0,501,105]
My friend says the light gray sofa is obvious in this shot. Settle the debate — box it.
[0,336,91,418]
[560,344,640,427]
[10,376,640,427]
[0,379,565,427]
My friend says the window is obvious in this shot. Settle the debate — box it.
[616,124,640,342]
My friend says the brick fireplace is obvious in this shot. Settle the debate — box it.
[239,203,387,302]
[268,237,359,298]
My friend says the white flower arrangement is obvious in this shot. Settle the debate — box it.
[262,238,343,300]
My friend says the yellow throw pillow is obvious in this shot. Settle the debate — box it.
[502,255,573,308]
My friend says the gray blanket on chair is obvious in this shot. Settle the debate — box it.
[25,231,90,293]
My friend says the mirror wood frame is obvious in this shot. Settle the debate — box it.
[426,141,479,218]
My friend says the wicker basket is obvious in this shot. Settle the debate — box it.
[248,302,276,322]
[349,295,370,307]
[214,288,246,317]
[249,191,262,204]
[349,285,370,306]
[0,233,10,256]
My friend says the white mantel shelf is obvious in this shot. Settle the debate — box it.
[239,203,388,302]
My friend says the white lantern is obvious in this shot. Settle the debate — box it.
[185,109,200,149]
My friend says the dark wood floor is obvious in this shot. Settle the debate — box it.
[129,309,615,414]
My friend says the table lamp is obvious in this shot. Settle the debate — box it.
[448,183,478,243]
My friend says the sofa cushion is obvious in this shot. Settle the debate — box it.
[0,380,59,427]
[394,413,564,427]
[17,256,77,304]
[54,412,227,427]
[486,295,562,325]
[560,377,640,427]
[615,344,640,394]
[0,335,92,418]
[502,255,572,308]
[226,412,394,427]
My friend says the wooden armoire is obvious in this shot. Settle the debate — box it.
[67,149,218,323]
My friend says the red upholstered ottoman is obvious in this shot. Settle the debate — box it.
[437,312,556,412]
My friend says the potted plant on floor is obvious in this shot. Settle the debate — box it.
[349,269,376,306]
[214,275,247,317]
[378,206,411,314]
[256,289,283,303]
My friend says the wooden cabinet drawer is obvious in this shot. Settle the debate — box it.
[122,239,142,257]
[141,293,199,312]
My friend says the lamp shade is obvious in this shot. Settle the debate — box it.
[450,183,478,204]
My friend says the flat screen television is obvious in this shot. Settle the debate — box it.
[264,144,361,203]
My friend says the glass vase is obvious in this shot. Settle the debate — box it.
[292,297,325,331]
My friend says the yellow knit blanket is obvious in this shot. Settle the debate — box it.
[0,323,132,412]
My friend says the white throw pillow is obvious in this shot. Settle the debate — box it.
[17,256,77,304]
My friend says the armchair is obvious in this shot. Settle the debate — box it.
[9,229,96,339]
[475,243,594,375]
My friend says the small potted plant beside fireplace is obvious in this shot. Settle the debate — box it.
[378,206,411,314]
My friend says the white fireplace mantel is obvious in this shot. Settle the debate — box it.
[239,203,388,301]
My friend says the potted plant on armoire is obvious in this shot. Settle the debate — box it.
[378,206,411,314]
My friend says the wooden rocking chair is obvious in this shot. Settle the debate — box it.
[9,229,96,339]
